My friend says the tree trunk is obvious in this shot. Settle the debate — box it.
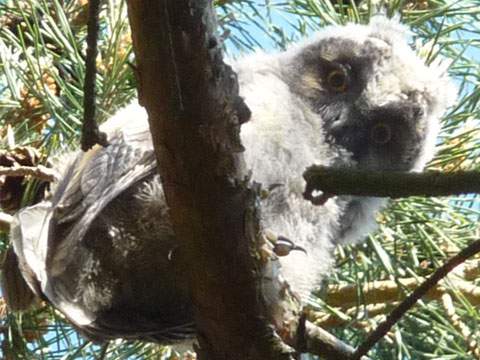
[126,1,295,359]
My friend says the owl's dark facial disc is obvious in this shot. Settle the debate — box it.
[328,101,425,171]
[357,102,425,171]
[370,122,392,145]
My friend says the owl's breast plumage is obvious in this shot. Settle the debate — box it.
[237,61,337,193]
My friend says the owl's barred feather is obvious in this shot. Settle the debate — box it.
[3,17,454,343]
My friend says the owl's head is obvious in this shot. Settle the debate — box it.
[282,16,455,171]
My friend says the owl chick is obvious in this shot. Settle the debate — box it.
[2,16,454,343]
[236,16,454,297]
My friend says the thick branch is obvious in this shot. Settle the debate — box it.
[126,1,294,359]
[314,272,480,328]
[304,166,480,201]
[325,277,480,309]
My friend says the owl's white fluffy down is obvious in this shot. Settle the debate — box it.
[6,16,455,343]
[234,16,455,298]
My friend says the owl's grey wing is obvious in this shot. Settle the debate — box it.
[8,112,195,343]
[9,191,196,344]
[53,114,155,220]
[48,119,157,274]
[6,114,146,312]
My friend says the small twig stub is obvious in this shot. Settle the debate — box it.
[0,165,58,182]
[0,212,13,231]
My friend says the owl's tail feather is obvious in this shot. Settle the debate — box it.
[1,247,37,310]
[2,202,53,310]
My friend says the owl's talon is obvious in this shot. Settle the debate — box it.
[273,236,307,257]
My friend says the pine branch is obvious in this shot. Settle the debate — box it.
[351,239,480,360]
[324,276,480,309]
[313,271,480,328]
[304,166,480,202]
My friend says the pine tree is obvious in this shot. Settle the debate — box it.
[1,0,479,358]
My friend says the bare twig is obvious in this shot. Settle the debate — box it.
[304,166,480,202]
[351,239,480,360]
[297,315,370,360]
[0,165,58,182]
[81,0,108,151]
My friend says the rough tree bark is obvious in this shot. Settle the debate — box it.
[126,1,295,359]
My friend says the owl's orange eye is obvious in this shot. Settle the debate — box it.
[326,69,348,92]
[371,122,392,144]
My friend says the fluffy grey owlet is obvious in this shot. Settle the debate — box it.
[2,17,454,343]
